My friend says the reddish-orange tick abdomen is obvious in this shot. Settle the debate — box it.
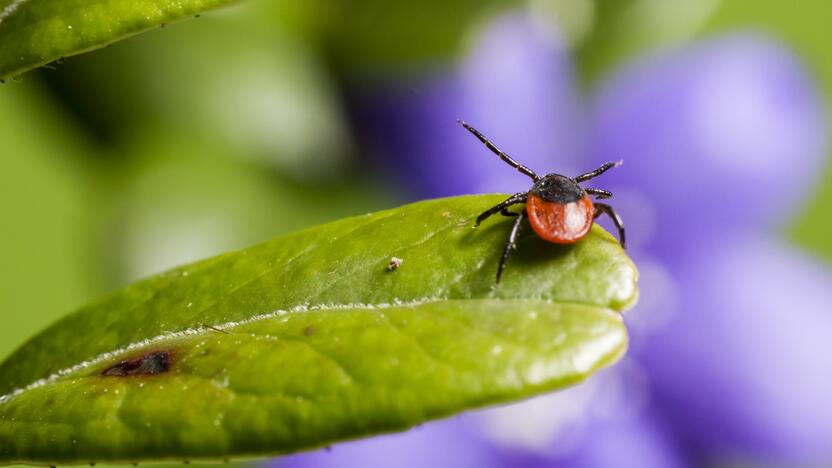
[526,193,595,244]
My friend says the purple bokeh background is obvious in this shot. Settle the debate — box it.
[275,10,831,468]
[588,35,827,259]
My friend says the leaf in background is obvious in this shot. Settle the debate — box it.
[315,0,520,73]
[572,0,722,84]
[0,195,638,465]
[0,0,239,80]
[41,7,352,179]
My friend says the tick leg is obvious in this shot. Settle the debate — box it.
[574,161,623,183]
[594,202,625,248]
[476,192,527,226]
[500,208,520,217]
[497,212,527,283]
[585,188,612,199]
[458,120,540,181]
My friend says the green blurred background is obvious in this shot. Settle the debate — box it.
[2,0,831,390]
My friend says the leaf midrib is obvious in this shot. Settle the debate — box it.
[0,297,618,404]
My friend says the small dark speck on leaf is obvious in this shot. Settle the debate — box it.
[102,351,172,377]
[302,325,316,336]
[205,324,229,334]
[387,257,404,272]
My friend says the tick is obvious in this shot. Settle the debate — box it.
[460,120,625,283]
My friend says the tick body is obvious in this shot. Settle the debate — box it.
[527,175,595,244]
[460,120,625,282]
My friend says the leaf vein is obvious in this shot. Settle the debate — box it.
[378,313,462,374]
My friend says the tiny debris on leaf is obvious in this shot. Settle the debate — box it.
[205,324,229,334]
[387,257,404,272]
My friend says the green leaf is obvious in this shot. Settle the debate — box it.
[0,0,239,80]
[0,195,637,465]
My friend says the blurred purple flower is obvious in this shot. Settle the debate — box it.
[587,35,831,464]
[468,359,689,468]
[275,10,830,468]
[642,233,832,463]
[275,418,504,468]
[540,411,687,468]
[588,35,827,257]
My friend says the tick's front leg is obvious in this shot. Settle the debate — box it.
[475,192,527,227]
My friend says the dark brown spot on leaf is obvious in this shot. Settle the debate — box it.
[102,351,172,377]
[302,325,316,336]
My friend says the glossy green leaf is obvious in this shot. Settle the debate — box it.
[0,195,638,465]
[0,0,239,80]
